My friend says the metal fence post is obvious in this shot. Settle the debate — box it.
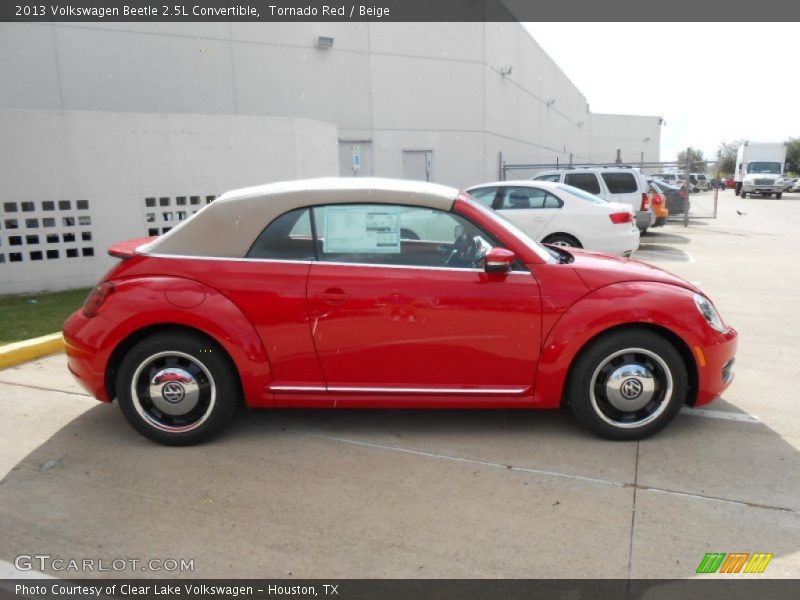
[683,147,691,227]
[498,151,504,181]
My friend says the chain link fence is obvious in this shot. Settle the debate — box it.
[498,153,723,223]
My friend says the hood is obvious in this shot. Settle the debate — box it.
[565,249,699,293]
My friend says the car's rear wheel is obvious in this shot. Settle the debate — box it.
[566,329,687,440]
[542,233,582,248]
[116,331,240,445]
[776,193,782,199]
[741,191,747,198]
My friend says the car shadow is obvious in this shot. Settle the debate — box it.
[633,244,692,262]
[639,231,691,245]
[0,399,798,577]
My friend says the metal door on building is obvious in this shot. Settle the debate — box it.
[338,141,373,177]
[403,150,432,182]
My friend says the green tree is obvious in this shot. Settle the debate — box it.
[785,137,800,176]
[715,140,743,176]
[677,147,706,173]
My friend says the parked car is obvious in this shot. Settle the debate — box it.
[647,181,669,227]
[693,174,710,192]
[465,181,639,256]
[782,177,798,192]
[63,178,737,444]
[654,172,686,188]
[725,177,736,189]
[790,179,800,193]
[531,167,654,233]
[651,179,689,216]
[710,178,726,190]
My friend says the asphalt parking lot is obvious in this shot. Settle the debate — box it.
[1,188,799,579]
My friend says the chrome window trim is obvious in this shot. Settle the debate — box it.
[138,251,531,274]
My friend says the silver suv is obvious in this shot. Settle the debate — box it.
[532,167,655,233]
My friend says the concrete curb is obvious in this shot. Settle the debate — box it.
[0,333,64,370]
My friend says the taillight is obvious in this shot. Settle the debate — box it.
[641,192,650,211]
[83,281,115,318]
[609,212,632,224]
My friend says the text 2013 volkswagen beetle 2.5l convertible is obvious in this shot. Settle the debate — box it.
[63,178,737,445]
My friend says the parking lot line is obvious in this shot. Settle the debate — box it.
[297,429,795,514]
[307,432,627,488]
[679,408,760,423]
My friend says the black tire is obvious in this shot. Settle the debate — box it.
[776,193,782,199]
[565,328,688,440]
[741,191,747,198]
[116,330,241,445]
[400,228,420,240]
[542,233,582,248]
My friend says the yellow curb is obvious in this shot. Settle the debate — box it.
[0,332,65,370]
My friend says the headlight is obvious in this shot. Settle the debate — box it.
[694,294,726,332]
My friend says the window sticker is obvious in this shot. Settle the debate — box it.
[323,206,401,254]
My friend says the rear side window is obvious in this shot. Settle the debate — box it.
[247,208,315,260]
[467,187,498,208]
[533,173,561,182]
[601,173,638,194]
[564,173,601,195]
[498,187,562,209]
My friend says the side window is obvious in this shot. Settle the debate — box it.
[467,187,498,208]
[498,187,562,209]
[564,173,601,194]
[312,204,498,269]
[246,208,314,260]
[602,173,638,194]
[543,193,562,208]
[533,173,561,182]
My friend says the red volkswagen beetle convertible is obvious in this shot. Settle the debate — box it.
[63,178,737,445]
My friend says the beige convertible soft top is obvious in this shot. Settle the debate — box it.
[138,177,461,258]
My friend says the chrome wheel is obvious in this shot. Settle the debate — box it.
[589,347,673,429]
[131,351,216,433]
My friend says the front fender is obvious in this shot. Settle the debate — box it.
[68,276,272,407]
[533,282,712,408]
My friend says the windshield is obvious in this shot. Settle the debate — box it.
[464,195,558,264]
[747,162,782,174]
[557,183,607,205]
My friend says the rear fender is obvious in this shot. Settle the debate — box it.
[98,276,272,407]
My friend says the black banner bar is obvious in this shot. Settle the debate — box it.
[3,0,800,22]
[2,580,800,600]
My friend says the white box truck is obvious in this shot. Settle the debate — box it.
[735,141,787,198]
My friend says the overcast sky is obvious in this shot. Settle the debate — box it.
[523,23,799,162]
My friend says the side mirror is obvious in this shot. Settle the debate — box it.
[484,247,515,273]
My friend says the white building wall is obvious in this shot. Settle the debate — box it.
[0,21,662,293]
[0,110,338,294]
[588,113,663,165]
[0,21,660,186]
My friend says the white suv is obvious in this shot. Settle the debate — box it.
[532,167,654,232]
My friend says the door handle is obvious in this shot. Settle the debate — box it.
[318,288,349,305]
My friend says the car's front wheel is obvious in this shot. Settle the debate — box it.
[566,329,687,440]
[116,331,241,445]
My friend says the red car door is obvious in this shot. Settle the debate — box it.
[305,203,542,406]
